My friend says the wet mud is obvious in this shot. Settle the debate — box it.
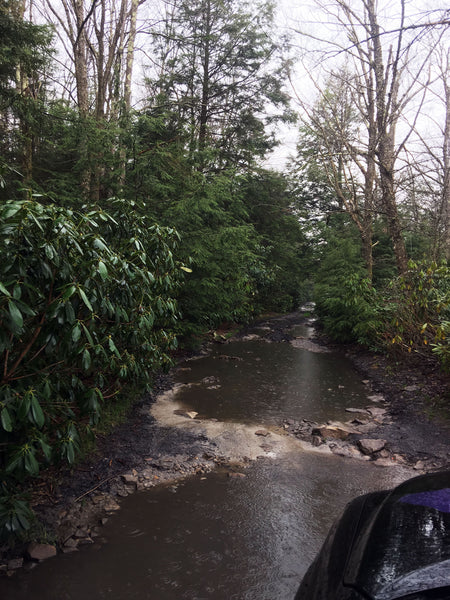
[1,311,448,573]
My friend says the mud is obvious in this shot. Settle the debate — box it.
[1,310,448,572]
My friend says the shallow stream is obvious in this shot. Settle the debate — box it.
[1,321,412,599]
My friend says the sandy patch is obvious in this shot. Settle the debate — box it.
[151,384,324,462]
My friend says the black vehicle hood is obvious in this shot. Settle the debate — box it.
[343,471,450,599]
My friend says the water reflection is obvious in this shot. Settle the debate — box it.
[0,454,409,600]
[175,340,370,425]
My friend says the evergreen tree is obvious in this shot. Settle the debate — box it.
[146,0,292,171]
[0,0,53,194]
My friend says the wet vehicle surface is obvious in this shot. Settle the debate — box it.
[296,470,450,600]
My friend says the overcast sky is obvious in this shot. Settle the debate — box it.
[266,0,450,170]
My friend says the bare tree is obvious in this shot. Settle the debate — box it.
[293,68,377,278]
[406,38,450,260]
[40,0,141,201]
[293,0,449,274]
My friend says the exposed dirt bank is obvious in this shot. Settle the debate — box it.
[1,310,448,573]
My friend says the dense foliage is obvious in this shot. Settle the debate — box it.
[0,0,309,538]
[315,239,450,369]
[0,198,180,536]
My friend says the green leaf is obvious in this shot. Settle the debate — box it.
[108,337,120,357]
[8,300,23,329]
[81,323,94,346]
[38,437,52,461]
[2,204,21,219]
[78,287,93,311]
[45,244,55,260]
[17,512,30,531]
[62,285,77,301]
[1,407,12,432]
[93,237,108,252]
[65,301,76,323]
[6,453,23,474]
[180,266,193,273]
[82,348,91,370]
[97,260,108,280]
[24,451,39,476]
[0,282,11,297]
[42,380,51,400]
[31,397,45,429]
[12,285,21,300]
[18,394,31,420]
[67,443,75,464]
[16,301,36,317]
[72,323,81,342]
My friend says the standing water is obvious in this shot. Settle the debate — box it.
[0,321,412,599]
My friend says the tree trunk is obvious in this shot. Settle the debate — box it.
[118,0,138,192]
[198,0,211,158]
[367,0,408,274]
[72,0,91,201]
[443,62,450,260]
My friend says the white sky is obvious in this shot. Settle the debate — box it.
[34,0,449,173]
[265,0,450,171]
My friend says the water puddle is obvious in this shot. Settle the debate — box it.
[172,339,370,425]
[1,455,409,600]
[0,322,414,599]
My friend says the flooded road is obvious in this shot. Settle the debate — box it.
[172,332,371,425]
[0,320,413,599]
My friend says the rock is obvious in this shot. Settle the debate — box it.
[27,542,57,561]
[345,408,370,415]
[255,429,270,437]
[77,537,94,546]
[378,449,391,459]
[312,422,359,440]
[74,527,90,538]
[357,438,386,455]
[121,473,138,486]
[103,498,120,512]
[311,435,322,447]
[367,394,384,403]
[202,376,219,384]
[349,417,369,426]
[173,409,198,419]
[7,558,23,570]
[329,443,369,461]
[366,407,387,419]
[404,384,420,392]
[259,443,274,452]
[354,422,378,433]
